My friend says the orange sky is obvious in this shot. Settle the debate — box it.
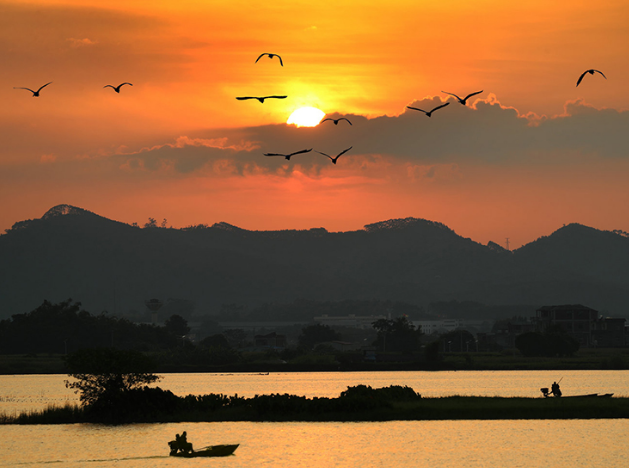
[2,0,629,248]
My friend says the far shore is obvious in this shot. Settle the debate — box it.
[1,348,628,375]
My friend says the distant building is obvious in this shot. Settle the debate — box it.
[314,314,385,329]
[413,319,492,335]
[591,317,627,348]
[254,332,287,349]
[536,304,627,348]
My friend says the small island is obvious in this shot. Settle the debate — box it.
[2,348,627,425]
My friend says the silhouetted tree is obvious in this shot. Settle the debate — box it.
[515,332,547,357]
[143,217,158,228]
[200,334,231,349]
[164,314,190,336]
[298,323,341,350]
[0,299,180,354]
[515,327,580,357]
[64,348,159,407]
[372,316,422,353]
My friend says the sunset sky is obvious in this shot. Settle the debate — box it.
[2,0,629,248]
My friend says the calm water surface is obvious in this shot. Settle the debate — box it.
[1,371,628,467]
[2,420,628,468]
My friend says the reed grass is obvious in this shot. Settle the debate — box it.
[1,402,85,424]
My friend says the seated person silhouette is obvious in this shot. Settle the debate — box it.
[168,431,194,455]
[551,382,562,397]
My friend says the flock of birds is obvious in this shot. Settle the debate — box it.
[12,54,607,166]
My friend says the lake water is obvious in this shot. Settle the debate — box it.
[1,371,628,467]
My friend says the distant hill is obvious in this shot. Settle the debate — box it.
[1,205,628,319]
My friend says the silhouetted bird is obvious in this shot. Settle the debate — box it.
[104,83,133,93]
[441,90,483,105]
[13,82,52,97]
[406,102,450,117]
[236,96,287,103]
[321,117,352,126]
[316,146,352,164]
[576,69,606,87]
[255,53,283,66]
[264,148,312,160]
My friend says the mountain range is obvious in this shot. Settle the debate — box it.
[1,204,628,320]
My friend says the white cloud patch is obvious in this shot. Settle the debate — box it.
[66,38,97,48]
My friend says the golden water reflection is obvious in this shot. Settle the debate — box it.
[1,420,628,467]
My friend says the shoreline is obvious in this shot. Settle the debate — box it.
[1,348,628,375]
[3,390,629,425]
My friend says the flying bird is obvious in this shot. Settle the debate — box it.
[236,95,287,103]
[104,82,133,93]
[13,82,52,97]
[255,53,283,66]
[316,146,353,165]
[576,69,606,87]
[406,102,450,117]
[264,148,312,160]
[321,117,352,126]
[441,90,483,105]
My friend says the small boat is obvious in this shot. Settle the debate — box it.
[170,444,239,458]
[541,388,613,398]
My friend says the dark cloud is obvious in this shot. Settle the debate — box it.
[5,96,626,182]
[153,96,627,173]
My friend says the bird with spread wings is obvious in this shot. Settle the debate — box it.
[407,102,450,117]
[236,95,287,103]
[13,82,52,97]
[441,90,483,105]
[576,69,606,87]
[104,83,133,93]
[316,147,353,164]
[264,148,312,160]
[321,117,352,126]
[255,53,283,66]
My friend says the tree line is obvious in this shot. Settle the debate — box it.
[0,299,187,354]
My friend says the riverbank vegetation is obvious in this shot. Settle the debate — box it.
[3,385,629,425]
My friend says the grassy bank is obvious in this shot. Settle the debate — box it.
[2,385,628,425]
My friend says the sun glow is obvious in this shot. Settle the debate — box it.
[287,107,325,127]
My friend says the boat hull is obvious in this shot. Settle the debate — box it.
[545,393,614,398]
[170,444,239,458]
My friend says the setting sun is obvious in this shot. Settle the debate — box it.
[287,107,326,127]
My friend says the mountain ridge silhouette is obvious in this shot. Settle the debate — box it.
[1,204,628,319]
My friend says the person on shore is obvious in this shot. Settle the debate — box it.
[551,381,562,397]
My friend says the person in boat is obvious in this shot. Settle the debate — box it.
[179,432,193,454]
[551,381,562,397]
[169,431,193,455]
